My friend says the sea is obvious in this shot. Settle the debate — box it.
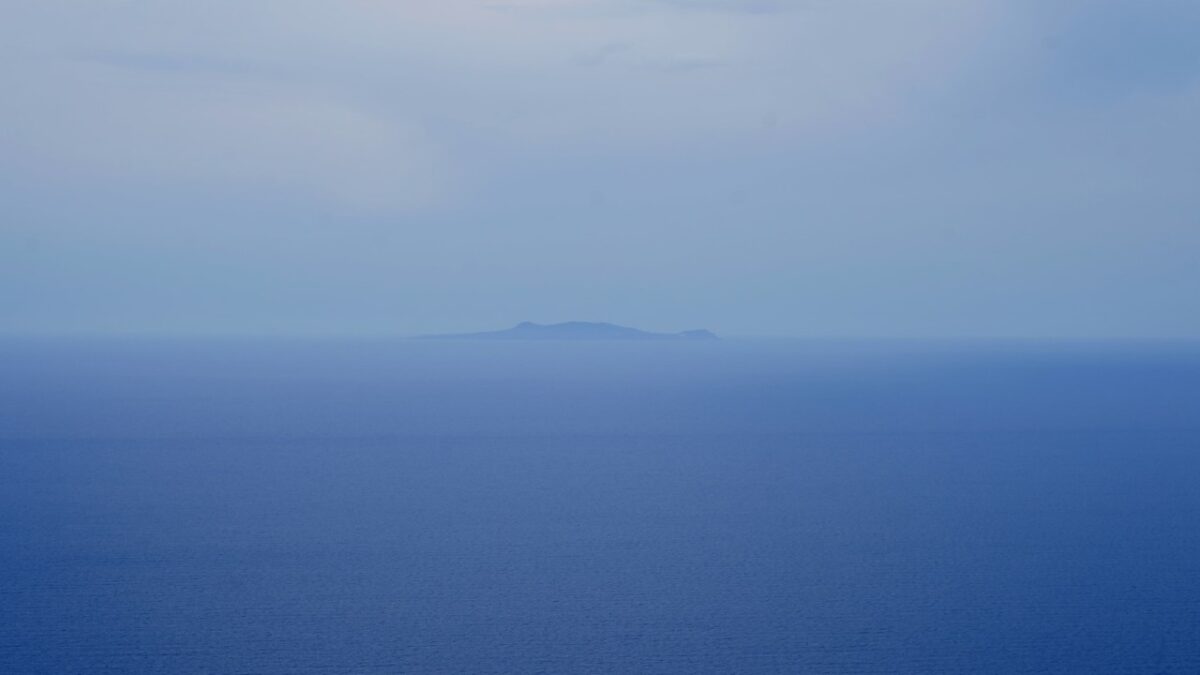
[2,338,1198,673]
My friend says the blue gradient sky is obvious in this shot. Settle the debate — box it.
[2,0,1197,338]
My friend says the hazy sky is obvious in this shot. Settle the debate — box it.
[2,0,1197,337]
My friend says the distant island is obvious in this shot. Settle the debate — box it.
[416,321,718,341]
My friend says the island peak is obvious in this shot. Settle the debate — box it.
[416,321,718,341]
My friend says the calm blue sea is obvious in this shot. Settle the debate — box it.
[2,339,1199,673]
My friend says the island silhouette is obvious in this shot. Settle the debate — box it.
[416,321,718,341]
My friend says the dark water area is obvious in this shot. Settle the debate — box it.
[2,339,1199,673]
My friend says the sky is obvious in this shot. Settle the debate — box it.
[1,0,1198,338]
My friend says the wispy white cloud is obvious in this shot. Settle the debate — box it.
[0,0,1000,211]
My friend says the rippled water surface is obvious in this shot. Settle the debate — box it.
[2,339,1199,673]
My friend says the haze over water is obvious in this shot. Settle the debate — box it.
[3,338,1199,673]
[4,1,1200,671]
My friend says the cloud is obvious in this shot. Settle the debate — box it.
[0,60,445,212]
[72,48,263,77]
[0,0,1001,211]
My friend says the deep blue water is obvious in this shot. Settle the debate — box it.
[2,339,1199,673]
